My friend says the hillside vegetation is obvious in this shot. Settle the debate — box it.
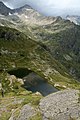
[0,3,80,120]
[29,19,80,80]
[0,26,80,91]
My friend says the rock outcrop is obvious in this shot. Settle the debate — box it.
[7,75,24,85]
[39,89,80,120]
[17,104,36,120]
[0,2,31,16]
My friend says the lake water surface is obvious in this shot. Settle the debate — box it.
[27,81,58,96]
[23,72,58,96]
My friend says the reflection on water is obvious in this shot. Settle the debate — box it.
[23,72,58,96]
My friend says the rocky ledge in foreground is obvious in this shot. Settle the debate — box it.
[39,89,80,120]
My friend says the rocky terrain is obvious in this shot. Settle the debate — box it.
[0,2,80,120]
[0,2,14,15]
[0,3,80,81]
[67,15,80,25]
[0,26,80,91]
[39,89,80,120]
[0,89,79,120]
[0,2,31,16]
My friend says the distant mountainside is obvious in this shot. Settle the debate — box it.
[66,15,80,25]
[0,3,80,88]
[0,1,58,26]
[1,25,79,90]
[0,2,31,16]
[1,1,80,26]
[0,4,80,120]
[0,2,14,15]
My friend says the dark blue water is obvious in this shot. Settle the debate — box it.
[24,72,58,96]
[27,82,58,96]
[8,68,58,96]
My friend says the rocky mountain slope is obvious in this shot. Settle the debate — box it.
[0,3,80,120]
[0,25,79,120]
[67,15,80,25]
[1,25,79,90]
[1,88,79,120]
[0,2,14,15]
[3,6,79,81]
[0,2,31,16]
[0,1,80,93]
[30,20,80,80]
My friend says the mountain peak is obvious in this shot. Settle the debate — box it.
[14,4,32,13]
[0,2,14,15]
[0,2,32,16]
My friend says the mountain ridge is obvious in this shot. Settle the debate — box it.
[66,15,80,25]
[0,3,80,120]
[0,4,80,81]
[0,25,80,90]
[0,1,31,16]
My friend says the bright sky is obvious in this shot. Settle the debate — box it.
[1,0,80,16]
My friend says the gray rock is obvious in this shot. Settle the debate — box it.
[39,89,80,120]
[0,83,2,90]
[17,104,36,120]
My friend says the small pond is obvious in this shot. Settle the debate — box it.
[8,69,58,96]
[23,72,58,96]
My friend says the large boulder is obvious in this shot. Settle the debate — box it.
[39,89,80,120]
[17,104,36,120]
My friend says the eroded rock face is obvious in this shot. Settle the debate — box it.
[17,104,36,120]
[39,89,80,120]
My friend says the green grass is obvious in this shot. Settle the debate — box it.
[0,15,80,120]
[0,25,80,92]
[0,112,11,120]
[30,20,80,80]
[0,90,42,120]
[29,112,42,120]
